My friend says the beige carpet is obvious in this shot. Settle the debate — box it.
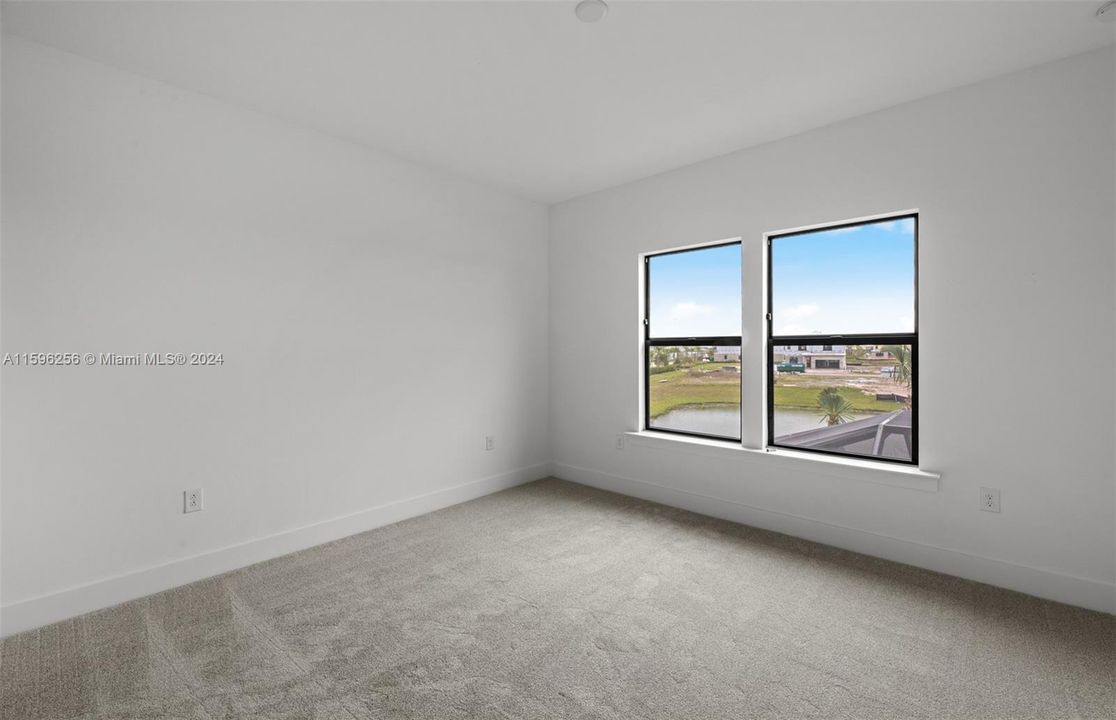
[2,478,1112,719]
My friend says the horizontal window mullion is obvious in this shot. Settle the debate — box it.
[648,427,743,443]
[649,336,741,346]
[768,212,918,242]
[770,333,916,346]
[765,443,917,467]
[644,239,741,261]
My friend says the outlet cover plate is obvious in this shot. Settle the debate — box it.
[979,487,1000,513]
[184,488,204,514]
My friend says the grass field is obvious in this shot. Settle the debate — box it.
[773,385,903,412]
[649,362,906,418]
[648,363,740,418]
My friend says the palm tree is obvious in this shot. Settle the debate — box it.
[882,345,912,388]
[817,387,854,426]
[881,345,914,409]
[846,345,868,364]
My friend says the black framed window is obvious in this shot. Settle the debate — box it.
[767,214,917,464]
[645,242,741,440]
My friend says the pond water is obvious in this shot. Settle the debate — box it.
[652,406,871,439]
[651,406,740,438]
[772,408,871,437]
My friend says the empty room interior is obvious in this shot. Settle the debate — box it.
[2,1,1115,718]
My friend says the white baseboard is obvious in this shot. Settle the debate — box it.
[553,462,1115,615]
[1,464,549,638]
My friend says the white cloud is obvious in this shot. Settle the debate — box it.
[668,301,715,321]
[781,302,819,322]
[774,303,820,335]
[825,216,910,233]
[879,218,915,235]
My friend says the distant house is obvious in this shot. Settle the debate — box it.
[713,346,741,362]
[773,344,846,370]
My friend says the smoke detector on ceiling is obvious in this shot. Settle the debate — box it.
[576,0,608,23]
[1097,1,1116,21]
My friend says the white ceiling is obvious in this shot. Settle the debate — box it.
[3,1,1113,203]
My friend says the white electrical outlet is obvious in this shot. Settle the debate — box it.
[184,488,204,514]
[616,434,625,450]
[979,487,1000,513]
[485,435,495,451]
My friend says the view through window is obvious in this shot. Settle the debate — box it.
[768,215,917,463]
[645,243,742,440]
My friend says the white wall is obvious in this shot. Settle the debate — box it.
[3,36,1113,637]
[1,37,550,634]
[550,48,1116,612]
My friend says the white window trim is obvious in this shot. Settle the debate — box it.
[624,430,940,492]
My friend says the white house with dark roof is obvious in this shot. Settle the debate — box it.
[773,344,847,370]
[713,347,741,362]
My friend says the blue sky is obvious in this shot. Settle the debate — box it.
[649,217,914,338]
[649,243,741,337]
[772,217,915,335]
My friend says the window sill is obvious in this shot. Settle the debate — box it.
[623,431,940,492]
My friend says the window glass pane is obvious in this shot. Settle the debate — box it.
[649,244,741,338]
[771,217,915,336]
[649,345,740,438]
[772,344,913,461]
